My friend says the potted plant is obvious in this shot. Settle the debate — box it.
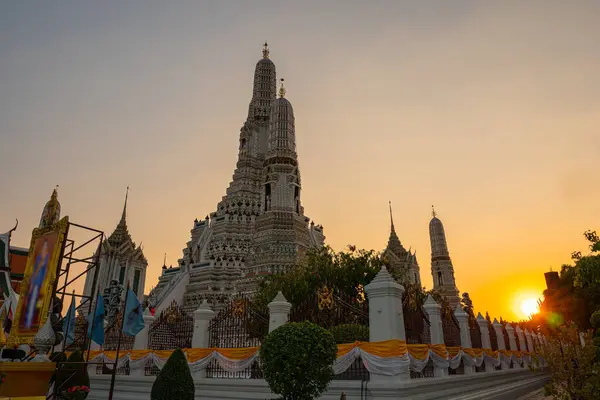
[62,385,91,400]
[55,351,90,400]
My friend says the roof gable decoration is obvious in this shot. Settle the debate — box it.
[0,220,19,269]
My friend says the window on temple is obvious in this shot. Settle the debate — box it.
[264,183,271,211]
[438,271,443,286]
[119,266,126,285]
[133,269,141,295]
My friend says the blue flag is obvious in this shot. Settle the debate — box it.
[62,296,76,345]
[122,288,144,336]
[87,293,105,346]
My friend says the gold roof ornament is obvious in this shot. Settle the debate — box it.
[279,78,286,98]
[262,41,269,58]
[39,186,61,229]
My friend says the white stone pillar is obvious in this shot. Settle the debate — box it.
[364,266,408,382]
[192,300,215,348]
[133,308,155,350]
[515,326,528,368]
[525,329,534,353]
[492,319,508,370]
[476,313,495,373]
[191,300,215,379]
[505,324,518,351]
[505,324,518,368]
[130,308,155,376]
[454,305,475,374]
[268,291,291,333]
[422,295,447,378]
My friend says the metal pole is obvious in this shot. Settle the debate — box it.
[108,283,129,400]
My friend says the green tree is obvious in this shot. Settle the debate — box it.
[539,231,600,330]
[254,246,385,309]
[260,322,338,400]
[151,348,194,400]
[539,323,600,400]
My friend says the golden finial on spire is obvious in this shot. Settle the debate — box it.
[279,78,286,98]
[432,205,437,218]
[120,186,129,223]
[262,41,269,58]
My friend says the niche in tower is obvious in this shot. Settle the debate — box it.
[437,271,443,286]
[294,186,300,214]
[264,183,271,211]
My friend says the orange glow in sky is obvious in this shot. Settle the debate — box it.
[1,2,599,322]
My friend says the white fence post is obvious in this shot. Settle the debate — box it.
[130,308,155,376]
[492,319,508,370]
[505,324,518,351]
[192,300,215,379]
[423,295,447,377]
[476,313,495,372]
[268,291,291,333]
[133,308,155,350]
[454,305,475,374]
[525,329,534,353]
[364,266,408,382]
[516,326,528,368]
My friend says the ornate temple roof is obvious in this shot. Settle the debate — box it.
[386,201,407,257]
[107,187,132,247]
[105,188,147,263]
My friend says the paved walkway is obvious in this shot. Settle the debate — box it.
[516,388,548,400]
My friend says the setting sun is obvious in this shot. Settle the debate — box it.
[520,298,540,319]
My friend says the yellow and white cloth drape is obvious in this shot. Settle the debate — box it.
[87,340,540,375]
[88,347,260,374]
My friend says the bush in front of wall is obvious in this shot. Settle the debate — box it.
[150,348,194,400]
[260,321,338,400]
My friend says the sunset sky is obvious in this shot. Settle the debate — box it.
[1,1,599,321]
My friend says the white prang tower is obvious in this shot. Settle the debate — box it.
[429,206,460,307]
[165,43,325,312]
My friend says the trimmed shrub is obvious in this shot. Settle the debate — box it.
[260,322,338,400]
[151,348,194,400]
[329,324,369,344]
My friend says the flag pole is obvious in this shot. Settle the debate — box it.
[108,282,129,400]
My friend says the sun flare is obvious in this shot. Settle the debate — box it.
[520,298,539,318]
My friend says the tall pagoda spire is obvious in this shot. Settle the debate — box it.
[386,201,405,254]
[248,42,277,121]
[429,206,460,307]
[107,187,133,247]
[120,186,129,225]
[389,201,396,233]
